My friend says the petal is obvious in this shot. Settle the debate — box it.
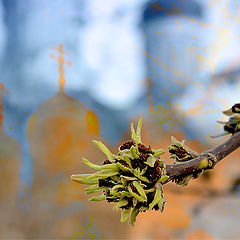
[133,181,147,201]
[113,199,129,212]
[223,108,233,116]
[130,146,139,159]
[130,207,140,226]
[92,140,115,160]
[120,208,131,223]
[95,169,119,178]
[101,163,119,171]
[145,154,156,167]
[82,158,101,170]
[136,118,143,144]
[158,175,169,184]
[71,174,98,185]
[85,185,108,194]
[149,188,162,210]
[89,195,106,201]
[153,149,165,157]
[128,185,146,202]
[131,122,138,144]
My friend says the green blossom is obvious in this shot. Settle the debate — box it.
[71,119,167,226]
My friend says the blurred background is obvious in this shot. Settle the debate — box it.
[1,0,240,239]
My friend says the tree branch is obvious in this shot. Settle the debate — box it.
[166,131,240,179]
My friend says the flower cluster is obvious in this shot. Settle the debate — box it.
[71,119,169,226]
[168,137,199,186]
[215,103,240,137]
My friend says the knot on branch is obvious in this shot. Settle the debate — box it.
[199,152,218,169]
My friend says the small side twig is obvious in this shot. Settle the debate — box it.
[166,131,240,180]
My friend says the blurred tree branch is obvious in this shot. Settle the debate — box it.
[166,131,240,180]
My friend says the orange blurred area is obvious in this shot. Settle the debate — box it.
[2,107,240,239]
[185,229,215,240]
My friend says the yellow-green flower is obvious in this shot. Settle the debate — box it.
[71,119,168,226]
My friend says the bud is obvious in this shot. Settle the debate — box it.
[168,136,199,164]
[168,137,199,186]
[214,103,240,137]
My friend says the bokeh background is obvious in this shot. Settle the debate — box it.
[1,0,240,239]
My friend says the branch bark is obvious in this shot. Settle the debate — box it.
[166,131,240,179]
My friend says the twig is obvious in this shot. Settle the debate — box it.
[166,131,240,179]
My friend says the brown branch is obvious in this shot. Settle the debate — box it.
[166,131,240,179]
